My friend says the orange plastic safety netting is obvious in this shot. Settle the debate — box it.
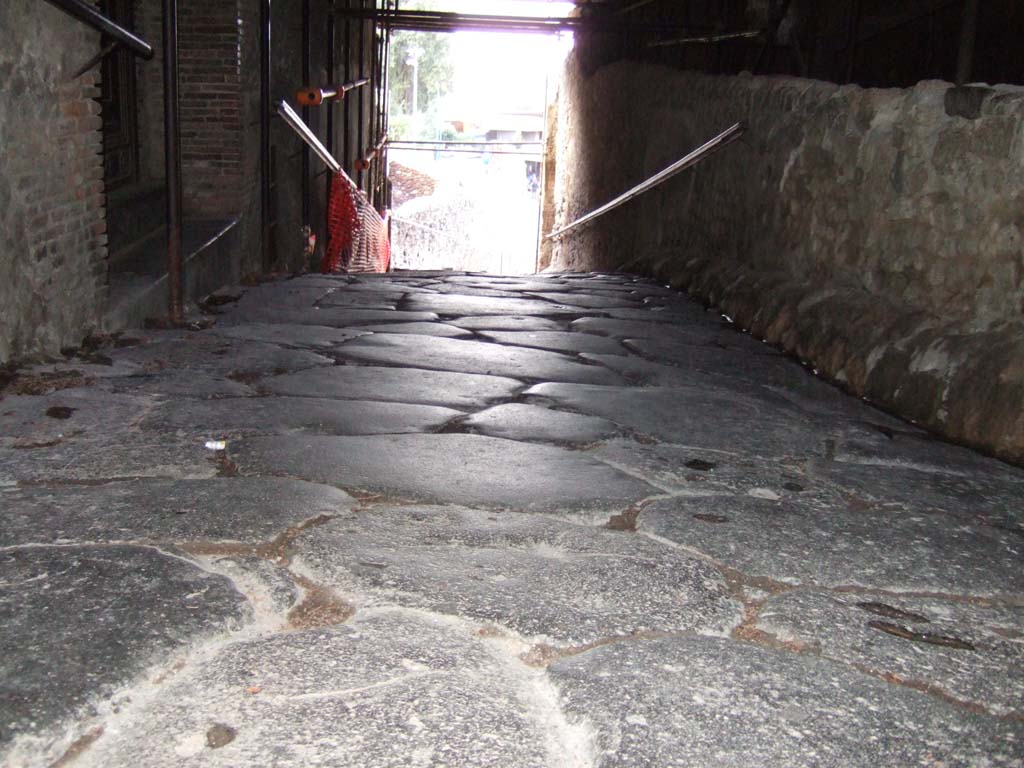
[323,171,390,274]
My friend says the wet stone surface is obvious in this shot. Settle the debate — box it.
[355,321,475,338]
[231,434,656,513]
[477,330,628,356]
[140,396,462,438]
[450,315,569,332]
[461,403,620,444]
[262,365,523,409]
[335,334,624,384]
[1,271,1021,767]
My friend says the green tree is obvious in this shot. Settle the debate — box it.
[388,27,453,120]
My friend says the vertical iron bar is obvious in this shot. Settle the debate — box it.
[260,0,272,269]
[380,1,387,210]
[301,0,311,226]
[326,4,336,262]
[162,0,184,324]
[343,0,352,173]
[844,0,862,83]
[357,0,366,190]
[955,0,979,85]
[369,0,379,206]
[376,4,385,206]
[326,11,336,157]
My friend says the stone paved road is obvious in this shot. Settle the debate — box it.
[1,272,1022,767]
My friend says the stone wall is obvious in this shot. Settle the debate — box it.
[552,52,1024,463]
[0,0,108,363]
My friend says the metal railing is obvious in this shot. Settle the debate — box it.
[43,0,154,59]
[545,122,745,241]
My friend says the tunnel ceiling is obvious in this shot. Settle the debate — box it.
[569,0,1022,87]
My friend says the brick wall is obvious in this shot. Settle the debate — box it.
[179,0,245,216]
[0,0,108,363]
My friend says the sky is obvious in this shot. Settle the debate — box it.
[416,0,576,118]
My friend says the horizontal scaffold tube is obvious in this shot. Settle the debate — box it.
[296,78,370,106]
[355,134,389,171]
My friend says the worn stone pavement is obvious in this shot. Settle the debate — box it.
[1,271,1022,767]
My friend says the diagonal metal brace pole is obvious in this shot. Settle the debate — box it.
[545,122,745,241]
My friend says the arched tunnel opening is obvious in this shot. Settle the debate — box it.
[1,1,1023,765]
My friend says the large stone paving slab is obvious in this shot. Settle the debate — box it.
[0,478,354,547]
[75,609,589,768]
[231,434,657,513]
[831,420,1024,479]
[100,371,258,399]
[573,317,770,356]
[638,494,1024,595]
[336,334,624,384]
[297,505,740,645]
[356,321,474,338]
[526,383,830,458]
[0,388,151,443]
[462,403,620,444]
[571,316,723,339]
[0,545,249,751]
[549,636,1023,768]
[208,282,333,322]
[217,306,441,328]
[624,336,813,387]
[450,315,569,332]
[813,458,1024,531]
[205,323,370,349]
[141,397,461,438]
[477,330,628,356]
[404,293,586,317]
[263,365,523,409]
[315,291,402,309]
[754,590,1024,717]
[427,283,527,298]
[526,292,643,309]
[586,439,842,502]
[0,433,219,483]
[107,334,333,379]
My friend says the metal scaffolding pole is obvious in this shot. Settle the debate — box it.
[162,0,183,324]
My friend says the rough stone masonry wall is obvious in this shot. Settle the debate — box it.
[0,1,107,363]
[552,53,1024,464]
